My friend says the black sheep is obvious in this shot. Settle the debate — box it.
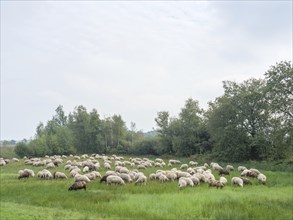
[68,181,86,191]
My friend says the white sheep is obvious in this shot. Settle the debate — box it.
[231,177,243,187]
[219,176,228,185]
[180,164,188,170]
[46,162,55,169]
[257,173,267,185]
[159,174,169,183]
[74,174,91,183]
[238,166,247,172]
[0,160,6,166]
[179,177,194,187]
[106,175,125,185]
[53,171,68,179]
[117,173,132,183]
[190,176,200,186]
[135,174,147,185]
[178,178,187,189]
[226,165,234,171]
[24,169,35,177]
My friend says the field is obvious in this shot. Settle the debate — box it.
[0,152,293,220]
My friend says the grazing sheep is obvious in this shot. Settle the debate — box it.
[68,181,86,191]
[46,162,55,169]
[240,177,252,185]
[106,175,125,185]
[53,172,68,179]
[149,173,156,181]
[219,177,228,186]
[159,174,169,183]
[12,158,19,162]
[135,174,147,185]
[37,169,53,179]
[178,178,187,189]
[179,177,194,187]
[208,179,224,189]
[74,174,91,183]
[238,166,247,172]
[104,162,111,169]
[180,164,188,170]
[0,160,6,166]
[231,177,243,187]
[83,166,90,173]
[218,168,230,176]
[117,173,132,183]
[257,173,267,185]
[100,174,112,183]
[24,169,35,177]
[250,168,261,174]
[190,176,200,186]
[167,172,177,182]
[18,170,30,179]
[226,165,234,171]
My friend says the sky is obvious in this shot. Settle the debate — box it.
[1,1,292,140]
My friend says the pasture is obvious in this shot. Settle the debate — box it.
[0,154,292,220]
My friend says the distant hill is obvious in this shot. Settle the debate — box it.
[143,130,158,137]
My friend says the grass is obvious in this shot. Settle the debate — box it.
[1,155,293,220]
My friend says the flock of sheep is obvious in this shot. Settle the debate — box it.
[0,154,267,191]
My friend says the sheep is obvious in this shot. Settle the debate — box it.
[189,161,198,166]
[0,160,6,166]
[12,158,19,162]
[231,177,243,187]
[74,174,91,183]
[135,174,147,185]
[226,165,234,171]
[24,169,35,177]
[106,175,125,185]
[240,177,252,185]
[218,168,230,176]
[219,177,228,186]
[68,181,86,191]
[91,171,102,178]
[117,173,132,183]
[37,169,53,179]
[190,176,200,186]
[83,166,90,173]
[159,174,169,183]
[167,172,177,182]
[53,171,68,179]
[85,173,97,181]
[238,166,247,172]
[120,167,129,174]
[149,173,156,181]
[208,179,224,189]
[104,162,111,169]
[257,173,267,185]
[179,177,194,187]
[18,170,30,179]
[250,168,261,174]
[180,164,188,170]
[178,178,187,189]
[46,162,55,169]
[100,174,112,183]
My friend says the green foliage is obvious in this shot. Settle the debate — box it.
[132,137,160,155]
[14,142,33,157]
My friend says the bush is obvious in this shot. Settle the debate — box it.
[14,142,33,157]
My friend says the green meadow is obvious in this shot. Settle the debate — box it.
[0,154,292,220]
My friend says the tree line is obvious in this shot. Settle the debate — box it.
[15,61,292,161]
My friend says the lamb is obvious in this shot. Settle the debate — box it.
[53,171,68,179]
[257,173,267,185]
[18,170,30,179]
[106,175,125,185]
[68,181,86,191]
[231,177,243,187]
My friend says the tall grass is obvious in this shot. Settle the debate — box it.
[1,156,293,220]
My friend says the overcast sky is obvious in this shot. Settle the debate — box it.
[1,1,292,140]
